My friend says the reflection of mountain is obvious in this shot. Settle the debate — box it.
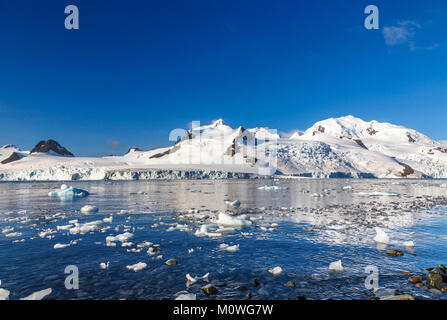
[2,116,447,180]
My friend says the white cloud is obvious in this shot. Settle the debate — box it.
[382,20,439,51]
[382,21,420,47]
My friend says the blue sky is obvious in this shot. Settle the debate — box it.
[0,0,446,156]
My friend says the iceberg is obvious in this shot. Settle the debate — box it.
[48,184,89,199]
[175,292,197,300]
[258,186,288,191]
[225,200,241,208]
[219,243,239,252]
[268,266,283,276]
[329,260,344,272]
[20,288,52,300]
[126,262,147,272]
[214,212,252,227]
[374,227,390,244]
[0,280,10,300]
[354,191,399,197]
[80,205,98,214]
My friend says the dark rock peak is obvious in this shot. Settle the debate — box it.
[1,152,23,164]
[354,139,368,150]
[30,139,74,157]
[174,131,194,146]
[400,165,415,177]
[366,126,378,136]
[312,126,325,136]
[0,144,18,149]
[125,147,142,155]
[407,133,416,143]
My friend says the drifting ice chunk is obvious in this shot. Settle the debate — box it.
[0,288,10,300]
[106,232,134,246]
[374,227,390,244]
[54,243,70,249]
[100,262,110,270]
[21,288,52,300]
[268,266,283,276]
[69,221,102,235]
[343,186,353,190]
[195,224,222,238]
[81,205,98,214]
[215,212,252,227]
[126,262,147,272]
[48,184,89,199]
[329,260,344,272]
[103,216,113,223]
[0,281,10,300]
[186,273,209,285]
[258,186,288,191]
[225,200,241,208]
[354,191,399,197]
[175,292,197,300]
[403,241,415,247]
[219,243,240,252]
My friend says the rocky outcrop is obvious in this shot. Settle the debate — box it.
[125,148,141,155]
[407,133,416,143]
[1,152,23,164]
[354,139,368,150]
[30,140,74,156]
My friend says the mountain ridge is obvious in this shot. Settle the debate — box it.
[1,116,446,180]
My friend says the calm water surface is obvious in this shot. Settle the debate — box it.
[1,179,447,300]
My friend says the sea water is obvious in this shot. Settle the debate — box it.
[0,179,446,300]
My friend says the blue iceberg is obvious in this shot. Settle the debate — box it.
[48,184,89,199]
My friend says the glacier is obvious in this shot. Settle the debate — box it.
[1,115,447,180]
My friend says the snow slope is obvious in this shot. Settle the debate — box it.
[1,116,446,180]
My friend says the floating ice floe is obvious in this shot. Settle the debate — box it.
[106,232,134,246]
[103,216,113,223]
[354,191,399,197]
[69,220,102,235]
[329,260,344,272]
[80,205,98,214]
[54,243,70,249]
[343,186,353,190]
[225,200,241,208]
[219,243,240,252]
[56,224,73,231]
[195,224,222,238]
[268,266,283,276]
[258,186,288,191]
[2,227,13,234]
[403,240,415,247]
[374,227,390,244]
[4,232,22,238]
[100,262,110,270]
[136,241,153,248]
[20,288,52,300]
[117,209,133,215]
[126,262,147,272]
[215,212,252,227]
[0,280,10,300]
[175,292,197,300]
[48,184,89,199]
[186,273,209,284]
[147,247,162,255]
[166,224,188,232]
[440,183,447,188]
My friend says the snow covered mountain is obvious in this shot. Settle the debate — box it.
[1,116,447,181]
